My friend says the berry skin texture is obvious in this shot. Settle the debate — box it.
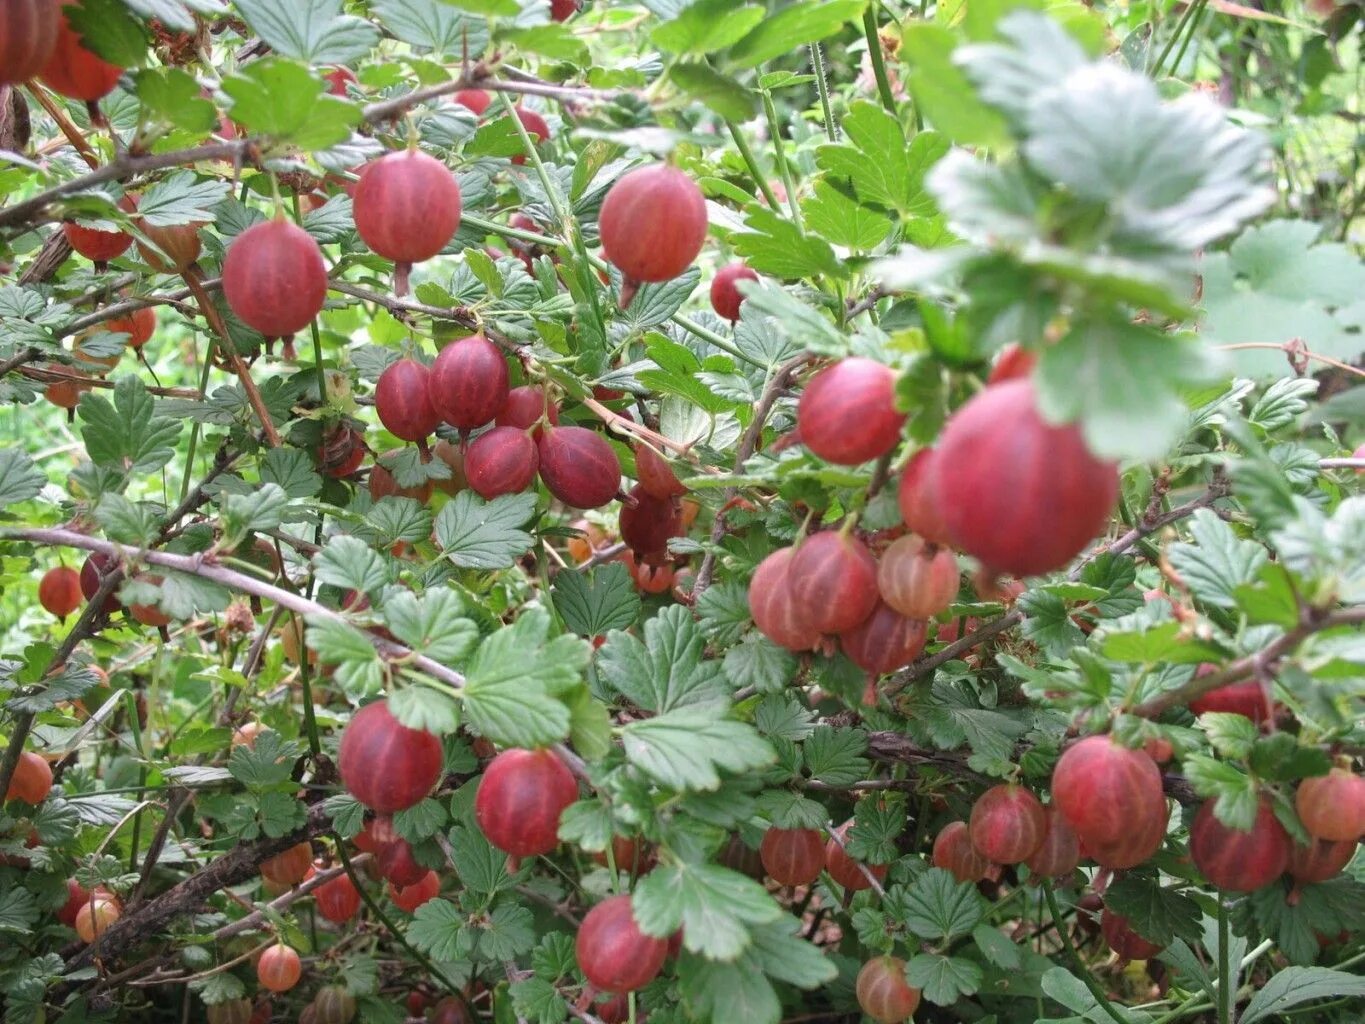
[598,165,707,296]
[1190,798,1291,893]
[798,357,905,466]
[1051,735,1167,865]
[260,841,312,886]
[74,895,120,943]
[429,335,509,432]
[932,821,991,883]
[1295,767,1365,842]
[353,150,462,293]
[39,6,122,100]
[536,425,622,509]
[749,548,822,653]
[256,943,303,993]
[759,827,825,886]
[710,262,759,321]
[825,823,887,892]
[314,873,361,924]
[1100,909,1164,961]
[510,107,551,165]
[969,784,1047,865]
[57,878,91,927]
[39,566,82,620]
[838,602,928,687]
[337,700,444,814]
[474,748,578,859]
[222,219,329,338]
[633,440,687,500]
[877,535,959,620]
[1287,835,1357,884]
[856,956,921,1024]
[135,217,203,272]
[550,0,578,20]
[1189,680,1271,724]
[63,196,135,263]
[0,0,60,85]
[618,483,683,561]
[375,836,427,888]
[496,386,558,435]
[454,89,490,115]
[106,306,156,349]
[79,552,123,615]
[897,447,953,547]
[389,870,440,911]
[575,894,669,994]
[788,530,880,635]
[6,751,53,804]
[375,358,441,444]
[932,379,1119,577]
[1024,805,1081,880]
[465,426,539,499]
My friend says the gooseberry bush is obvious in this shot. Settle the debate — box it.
[0,2,1363,1024]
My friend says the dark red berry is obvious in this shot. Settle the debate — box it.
[969,784,1046,865]
[323,66,356,96]
[839,603,928,703]
[389,869,440,912]
[986,343,1037,385]
[510,107,550,165]
[39,6,122,100]
[376,837,428,888]
[222,219,329,338]
[39,566,82,620]
[0,0,60,86]
[798,358,905,466]
[549,0,578,20]
[536,425,622,509]
[1101,908,1164,961]
[633,440,686,500]
[1051,736,1166,869]
[79,552,122,615]
[788,530,879,635]
[429,335,509,432]
[710,262,759,321]
[1189,680,1271,724]
[897,448,952,546]
[353,149,462,295]
[759,827,824,886]
[375,358,441,443]
[1023,805,1081,880]
[465,426,539,499]
[63,196,135,263]
[618,483,682,561]
[105,306,155,350]
[1287,835,1357,884]
[576,893,668,994]
[496,385,558,435]
[319,423,366,479]
[1190,798,1291,892]
[932,821,990,882]
[337,700,444,814]
[56,877,90,927]
[474,748,578,858]
[749,548,821,653]
[599,165,707,304]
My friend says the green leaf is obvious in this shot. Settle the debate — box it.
[501,24,589,63]
[802,727,869,787]
[753,695,816,742]
[668,62,757,122]
[1199,712,1260,759]
[1183,754,1258,830]
[387,686,459,736]
[905,953,983,1006]
[595,604,730,713]
[407,898,469,962]
[731,209,846,280]
[1103,876,1202,946]
[260,448,322,498]
[800,179,894,251]
[134,68,218,132]
[620,268,703,330]
[232,0,380,63]
[64,0,147,66]
[382,590,479,664]
[447,825,510,896]
[0,448,45,509]
[900,24,1010,147]
[1100,622,1226,664]
[461,609,583,747]
[652,0,765,54]
[307,616,384,699]
[755,790,828,829]
[1017,590,1086,656]
[78,377,182,476]
[553,562,641,637]
[620,706,775,792]
[680,960,779,1024]
[729,0,867,68]
[371,0,491,55]
[972,922,1022,969]
[901,867,985,942]
[219,484,290,544]
[1240,967,1365,1024]
[745,916,838,987]
[633,862,781,960]
[222,58,364,151]
[722,634,796,694]
[556,800,615,852]
[1168,509,1269,610]
[135,170,227,227]
[815,105,948,215]
[313,535,389,597]
[1247,734,1331,784]
[696,581,754,645]
[433,491,537,570]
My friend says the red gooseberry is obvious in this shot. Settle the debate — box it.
[536,425,622,509]
[598,164,707,306]
[314,872,361,924]
[454,89,490,115]
[710,262,759,321]
[932,379,1119,577]
[1051,735,1167,866]
[337,700,444,814]
[312,986,356,1024]
[465,426,539,499]
[856,956,921,1024]
[376,836,428,889]
[429,335,509,432]
[389,869,440,912]
[1023,805,1081,880]
[39,5,122,100]
[1287,835,1357,885]
[788,530,879,635]
[260,841,313,887]
[1100,908,1164,961]
[825,822,887,892]
[474,748,578,858]
[618,483,683,562]
[759,826,824,886]
[633,440,687,501]
[134,212,203,272]
[897,447,953,547]
[1295,767,1365,842]
[106,306,156,350]
[323,66,356,96]
[509,107,551,165]
[550,0,578,20]
[496,385,558,435]
[575,894,669,994]
[1,0,60,85]
[375,357,441,445]
[128,574,171,627]
[748,548,821,653]
[839,602,928,689]
[798,357,905,466]
[986,342,1037,385]
[63,196,136,263]
[1188,678,1271,724]
[591,835,656,875]
[932,821,991,883]
[39,565,83,620]
[222,219,329,339]
[256,943,302,992]
[57,878,91,927]
[877,534,958,620]
[969,784,1046,865]
[6,750,53,804]
[353,149,462,295]
[74,894,120,943]
[79,551,123,615]
[1189,798,1291,892]
[369,464,433,504]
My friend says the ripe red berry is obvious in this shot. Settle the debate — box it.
[933,379,1119,577]
[74,894,120,943]
[353,149,462,294]
[1295,767,1365,842]
[897,448,953,546]
[1287,835,1357,884]
[389,869,440,911]
[474,748,578,858]
[314,872,361,924]
[856,956,920,1024]
[1190,798,1291,892]
[0,0,60,86]
[39,6,122,100]
[632,440,686,501]
[749,548,822,653]
[376,835,428,888]
[550,0,578,21]
[510,107,551,165]
[135,216,203,273]
[337,700,444,814]
[429,335,509,432]
[1189,679,1271,724]
[591,835,656,875]
[323,66,356,96]
[79,552,123,615]
[839,603,928,705]
[39,566,82,620]
[63,196,136,263]
[877,535,959,620]
[6,750,53,804]
[1100,908,1164,961]
[56,877,91,927]
[496,385,558,435]
[1023,805,1081,880]
[222,219,329,339]
[788,530,879,635]
[598,165,707,305]
[465,426,539,499]
[618,483,683,561]
[710,262,759,321]
[1051,735,1167,869]
[932,821,991,882]
[375,357,441,444]
[106,306,155,350]
[759,827,825,886]
[825,822,886,892]
[969,784,1046,865]
[986,343,1037,386]
[536,425,622,509]
[454,89,490,115]
[260,841,312,887]
[256,943,302,993]
[798,358,905,466]
[576,894,669,994]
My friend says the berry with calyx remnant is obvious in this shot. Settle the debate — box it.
[39,566,82,620]
[375,357,441,445]
[1023,805,1081,880]
[474,748,578,859]
[749,548,821,653]
[856,956,920,1024]
[222,219,329,339]
[106,306,155,349]
[429,335,509,432]
[337,700,444,814]
[788,530,879,635]
[5,750,53,804]
[969,784,1046,865]
[618,483,683,561]
[1051,735,1166,867]
[798,358,904,466]
[1295,767,1365,842]
[256,943,302,992]
[877,534,958,620]
[932,821,991,883]
[759,826,824,886]
[63,196,135,263]
[537,425,622,509]
[598,164,707,306]
[1189,798,1291,892]
[353,149,462,295]
[825,822,887,892]
[496,385,558,435]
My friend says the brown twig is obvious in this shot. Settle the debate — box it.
[25,82,101,169]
